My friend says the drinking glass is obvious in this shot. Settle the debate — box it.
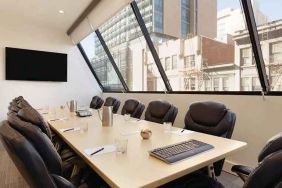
[80,121,88,133]
[163,122,172,132]
[124,114,131,121]
[43,105,49,114]
[50,108,57,119]
[115,137,128,154]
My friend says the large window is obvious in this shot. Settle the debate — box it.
[136,0,260,91]
[252,0,282,91]
[77,0,281,94]
[80,33,124,91]
[101,2,167,91]
[240,48,253,66]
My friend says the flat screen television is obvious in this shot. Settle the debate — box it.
[5,47,67,82]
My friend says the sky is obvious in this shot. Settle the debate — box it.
[218,0,282,21]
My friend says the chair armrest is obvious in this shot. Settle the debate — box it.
[231,165,254,182]
[51,174,76,188]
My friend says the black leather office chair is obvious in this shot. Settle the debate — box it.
[145,100,178,125]
[7,113,74,177]
[184,101,236,176]
[231,133,282,182]
[170,133,282,188]
[8,97,31,113]
[104,97,121,114]
[10,102,74,161]
[121,99,145,119]
[167,149,282,188]
[17,106,53,139]
[90,96,104,110]
[0,121,76,188]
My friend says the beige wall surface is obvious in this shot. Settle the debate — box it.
[0,15,101,123]
[103,92,282,168]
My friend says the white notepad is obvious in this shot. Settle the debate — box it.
[84,145,117,156]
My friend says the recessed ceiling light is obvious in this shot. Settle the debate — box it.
[59,10,64,14]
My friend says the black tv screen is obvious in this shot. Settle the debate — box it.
[5,47,67,82]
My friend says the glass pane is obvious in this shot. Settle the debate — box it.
[80,33,124,91]
[252,0,282,91]
[137,0,261,91]
[98,2,167,91]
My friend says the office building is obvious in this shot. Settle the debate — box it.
[234,19,282,91]
[1,0,282,187]
[92,0,217,90]
[217,1,268,44]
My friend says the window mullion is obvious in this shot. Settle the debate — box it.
[240,0,270,93]
[77,43,104,91]
[130,1,172,92]
[95,29,129,92]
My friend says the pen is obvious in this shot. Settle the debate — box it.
[90,148,104,156]
[181,129,185,133]
[63,128,74,132]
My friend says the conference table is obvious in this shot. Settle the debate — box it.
[45,108,247,188]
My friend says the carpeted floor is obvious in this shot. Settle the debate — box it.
[0,149,243,188]
[0,150,29,188]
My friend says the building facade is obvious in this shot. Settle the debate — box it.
[217,2,267,44]
[90,0,217,90]
[233,19,282,91]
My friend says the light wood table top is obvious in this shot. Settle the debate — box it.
[45,108,247,188]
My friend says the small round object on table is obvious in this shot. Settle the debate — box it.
[140,129,152,139]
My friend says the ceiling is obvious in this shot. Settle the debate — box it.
[0,0,92,31]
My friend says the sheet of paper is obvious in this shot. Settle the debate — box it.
[59,127,80,133]
[170,129,193,136]
[120,130,140,136]
[48,117,68,121]
[84,145,117,156]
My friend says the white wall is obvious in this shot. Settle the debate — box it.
[103,92,282,169]
[0,15,102,122]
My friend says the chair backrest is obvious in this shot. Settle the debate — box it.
[17,106,52,139]
[90,96,104,109]
[121,99,145,119]
[8,97,31,113]
[104,97,121,113]
[0,121,57,188]
[184,101,236,176]
[7,112,63,175]
[145,100,178,125]
[243,150,282,188]
[258,132,282,163]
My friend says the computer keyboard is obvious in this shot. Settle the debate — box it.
[149,139,214,164]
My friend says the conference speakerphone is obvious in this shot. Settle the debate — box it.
[76,110,92,117]
[149,139,214,164]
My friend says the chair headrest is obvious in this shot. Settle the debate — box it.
[148,100,171,118]
[17,107,52,139]
[17,99,31,109]
[104,97,118,106]
[258,133,282,162]
[189,101,227,126]
[123,99,139,113]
